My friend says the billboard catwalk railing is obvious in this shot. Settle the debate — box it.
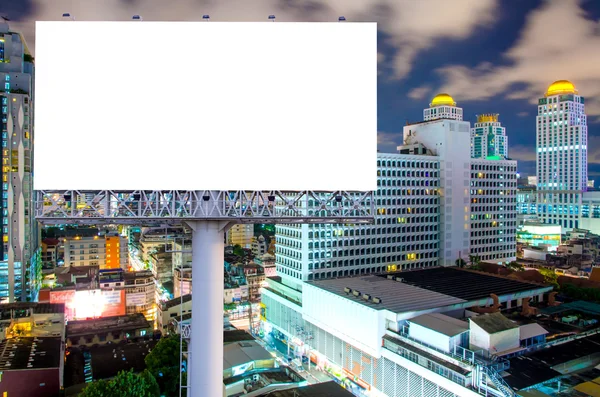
[35,190,374,224]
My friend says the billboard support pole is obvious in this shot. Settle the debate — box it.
[185,220,234,397]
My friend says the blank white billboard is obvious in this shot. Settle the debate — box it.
[34,21,377,191]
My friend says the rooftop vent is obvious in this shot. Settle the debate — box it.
[372,297,382,304]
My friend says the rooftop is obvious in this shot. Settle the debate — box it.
[0,302,65,315]
[223,340,272,371]
[67,313,150,338]
[387,267,549,301]
[504,333,600,390]
[409,312,469,337]
[470,312,519,334]
[162,294,192,310]
[541,301,600,317]
[519,323,549,340]
[0,337,62,370]
[264,381,356,396]
[224,329,255,344]
[307,275,466,314]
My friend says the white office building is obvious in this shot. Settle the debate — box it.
[274,93,516,293]
[0,22,39,302]
[470,114,508,160]
[470,159,518,262]
[536,80,588,231]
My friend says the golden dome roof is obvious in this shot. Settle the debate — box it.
[545,80,578,97]
[430,93,456,107]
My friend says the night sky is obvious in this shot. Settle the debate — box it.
[2,0,600,179]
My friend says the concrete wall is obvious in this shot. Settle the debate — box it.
[302,284,385,357]
[489,328,520,354]
[408,322,451,353]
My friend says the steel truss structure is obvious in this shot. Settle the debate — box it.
[35,190,374,224]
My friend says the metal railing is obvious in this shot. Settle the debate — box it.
[392,326,514,397]
[481,365,515,397]
[35,190,374,225]
[394,326,482,366]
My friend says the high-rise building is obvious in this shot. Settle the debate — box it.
[0,22,38,303]
[423,93,463,121]
[469,159,518,262]
[470,114,508,159]
[536,80,587,231]
[274,93,516,291]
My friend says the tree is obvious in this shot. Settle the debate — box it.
[507,261,524,272]
[80,369,160,397]
[469,255,481,266]
[455,258,466,268]
[538,267,558,288]
[233,244,245,257]
[145,334,187,396]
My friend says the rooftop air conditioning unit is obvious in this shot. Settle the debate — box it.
[344,287,351,294]
[352,290,361,297]
[362,294,371,301]
[372,297,382,304]
[396,278,404,283]
[387,275,394,280]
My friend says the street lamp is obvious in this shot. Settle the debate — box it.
[62,13,74,21]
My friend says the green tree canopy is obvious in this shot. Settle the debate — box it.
[233,244,245,257]
[80,369,160,397]
[145,335,187,396]
[538,267,559,288]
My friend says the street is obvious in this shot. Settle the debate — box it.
[257,333,332,385]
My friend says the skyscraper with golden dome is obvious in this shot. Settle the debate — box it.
[423,93,463,121]
[536,80,588,231]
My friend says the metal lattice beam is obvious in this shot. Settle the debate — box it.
[34,190,374,225]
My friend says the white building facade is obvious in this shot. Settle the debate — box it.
[536,80,588,231]
[470,159,518,263]
[274,93,517,290]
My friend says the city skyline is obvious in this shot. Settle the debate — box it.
[2,0,600,179]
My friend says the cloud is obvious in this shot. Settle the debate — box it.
[509,144,536,162]
[408,86,432,100]
[435,0,600,120]
[517,111,529,117]
[377,131,402,153]
[6,0,498,80]
[587,135,600,165]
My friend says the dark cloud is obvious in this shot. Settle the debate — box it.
[0,0,37,22]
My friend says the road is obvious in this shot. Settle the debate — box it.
[257,333,332,385]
